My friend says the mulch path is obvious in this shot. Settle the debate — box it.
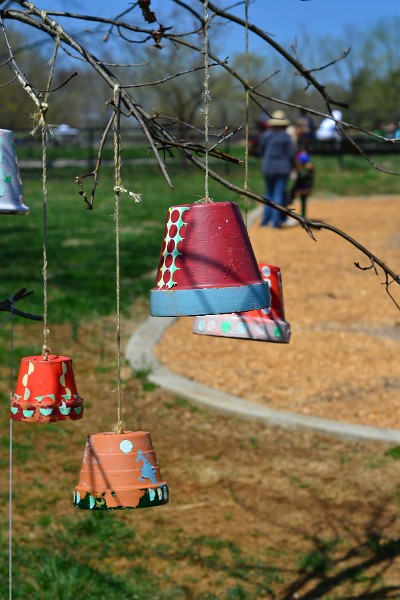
[155,196,400,430]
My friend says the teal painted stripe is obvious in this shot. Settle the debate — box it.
[150,281,270,317]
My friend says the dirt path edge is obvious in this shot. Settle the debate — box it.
[125,316,400,443]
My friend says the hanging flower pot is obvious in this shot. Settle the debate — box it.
[193,263,291,343]
[150,201,270,316]
[73,431,169,510]
[10,354,84,422]
[0,129,29,215]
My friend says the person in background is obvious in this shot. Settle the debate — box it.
[289,150,315,219]
[298,109,316,141]
[259,110,295,228]
[292,110,316,149]
[315,109,342,144]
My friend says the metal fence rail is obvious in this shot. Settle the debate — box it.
[13,127,400,171]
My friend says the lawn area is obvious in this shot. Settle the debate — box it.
[1,151,399,322]
[0,151,399,599]
[1,315,400,599]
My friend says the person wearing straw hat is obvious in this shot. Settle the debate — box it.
[259,109,295,228]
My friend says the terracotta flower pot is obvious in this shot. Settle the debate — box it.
[0,129,29,214]
[150,201,270,316]
[193,263,291,343]
[74,431,169,510]
[10,354,84,422]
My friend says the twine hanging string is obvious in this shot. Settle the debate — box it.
[8,304,14,600]
[112,85,141,433]
[40,31,61,359]
[201,0,213,203]
[41,121,50,359]
[243,0,250,227]
[113,85,123,434]
[0,16,52,330]
[0,21,60,598]
[0,24,60,337]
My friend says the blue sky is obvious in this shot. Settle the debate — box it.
[233,0,400,47]
[38,0,400,57]
[37,0,400,52]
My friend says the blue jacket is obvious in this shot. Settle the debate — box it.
[259,129,295,177]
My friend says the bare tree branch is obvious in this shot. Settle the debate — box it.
[75,111,114,210]
[183,151,400,305]
[6,2,175,189]
[0,0,398,304]
[203,0,349,110]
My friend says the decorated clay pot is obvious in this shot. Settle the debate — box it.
[193,263,291,343]
[0,129,29,214]
[150,201,270,316]
[73,431,169,510]
[10,355,84,422]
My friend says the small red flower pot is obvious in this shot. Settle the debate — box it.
[150,201,270,316]
[193,264,291,343]
[10,355,84,422]
[73,431,169,510]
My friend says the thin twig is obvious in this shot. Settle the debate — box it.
[36,70,79,93]
[75,112,114,209]
[120,60,223,89]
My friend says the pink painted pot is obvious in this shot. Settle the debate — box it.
[150,202,270,316]
[193,264,291,343]
[10,355,84,422]
[73,431,169,510]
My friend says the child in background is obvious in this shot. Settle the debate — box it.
[290,151,315,219]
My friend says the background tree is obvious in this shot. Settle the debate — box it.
[0,0,398,299]
[0,27,49,129]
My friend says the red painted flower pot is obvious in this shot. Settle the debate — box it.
[73,431,169,510]
[150,201,270,316]
[193,263,291,343]
[10,355,84,422]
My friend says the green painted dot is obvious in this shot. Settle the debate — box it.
[273,326,282,338]
[221,321,232,333]
[157,206,190,289]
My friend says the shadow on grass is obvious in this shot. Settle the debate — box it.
[281,512,400,599]
[151,495,400,599]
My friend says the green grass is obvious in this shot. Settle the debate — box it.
[1,165,170,322]
[2,389,400,599]
[385,446,400,459]
[0,159,250,323]
[1,149,400,599]
[0,520,284,600]
[0,540,153,599]
[313,154,400,196]
[16,138,153,162]
[2,151,398,324]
